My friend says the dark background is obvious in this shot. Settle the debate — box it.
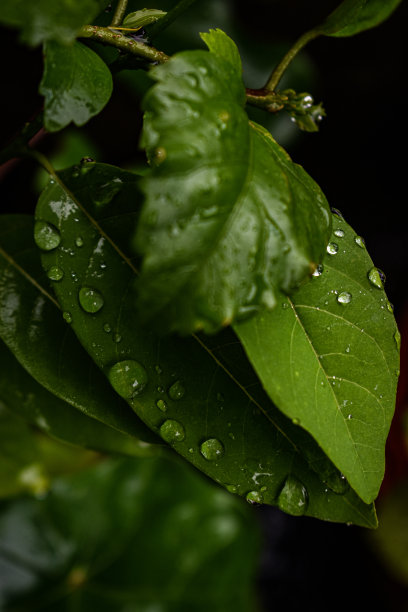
[1,1,407,610]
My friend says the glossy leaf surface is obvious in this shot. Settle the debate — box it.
[137,29,331,334]
[35,164,376,525]
[0,0,108,46]
[319,0,402,37]
[123,8,167,29]
[40,41,113,132]
[0,456,259,611]
[236,214,399,503]
[0,214,154,442]
[0,340,156,457]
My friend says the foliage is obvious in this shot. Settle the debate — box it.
[0,0,403,563]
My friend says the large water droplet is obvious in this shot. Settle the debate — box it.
[200,438,224,461]
[159,419,185,443]
[168,380,185,400]
[277,475,308,516]
[337,291,352,305]
[34,220,61,251]
[78,287,104,313]
[334,229,345,238]
[246,490,263,505]
[326,242,338,255]
[47,265,64,281]
[108,360,148,399]
[367,267,384,289]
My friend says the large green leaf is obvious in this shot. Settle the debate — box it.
[0,0,109,46]
[236,214,399,504]
[0,339,156,457]
[40,41,113,132]
[34,163,377,525]
[136,29,331,334]
[0,456,260,611]
[0,214,155,442]
[318,0,402,37]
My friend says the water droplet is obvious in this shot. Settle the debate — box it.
[113,333,122,343]
[337,291,352,305]
[154,147,167,164]
[312,264,323,277]
[159,419,185,443]
[324,471,349,495]
[282,302,289,309]
[103,323,111,333]
[334,229,345,238]
[277,475,308,516]
[156,399,167,412]
[108,360,148,399]
[326,242,338,255]
[355,235,365,248]
[63,311,72,324]
[292,417,301,425]
[34,220,61,251]
[226,484,238,494]
[155,364,163,375]
[200,438,224,461]
[367,267,384,289]
[47,265,64,281]
[331,208,344,219]
[168,380,185,400]
[347,414,352,420]
[75,236,84,247]
[386,300,394,313]
[78,287,104,313]
[394,329,401,351]
[246,490,263,505]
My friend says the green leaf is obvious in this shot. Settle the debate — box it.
[0,214,155,443]
[39,40,113,132]
[200,28,243,76]
[137,30,331,334]
[0,0,109,46]
[34,163,377,526]
[0,455,260,611]
[318,0,402,37]
[235,214,399,504]
[0,339,157,457]
[122,8,167,29]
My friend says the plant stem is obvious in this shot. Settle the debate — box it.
[265,29,320,92]
[78,25,169,63]
[110,0,128,27]
[0,112,43,166]
[146,0,199,39]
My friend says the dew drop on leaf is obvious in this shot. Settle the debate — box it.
[326,242,338,255]
[78,287,104,313]
[159,419,185,443]
[337,291,352,305]
[226,484,238,494]
[108,360,148,399]
[47,265,64,281]
[200,438,225,461]
[277,475,308,516]
[62,311,72,324]
[113,333,122,343]
[75,236,84,247]
[103,323,111,333]
[246,490,263,505]
[156,399,167,412]
[355,235,365,248]
[324,471,349,495]
[367,267,384,289]
[312,264,323,277]
[168,380,185,400]
[394,329,401,352]
[334,229,345,238]
[34,220,61,251]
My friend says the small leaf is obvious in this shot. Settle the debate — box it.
[0,214,154,442]
[122,8,167,29]
[0,455,260,610]
[200,28,243,76]
[235,214,399,503]
[318,0,402,37]
[137,30,331,334]
[0,339,156,457]
[0,0,109,46]
[34,164,376,525]
[40,41,113,132]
